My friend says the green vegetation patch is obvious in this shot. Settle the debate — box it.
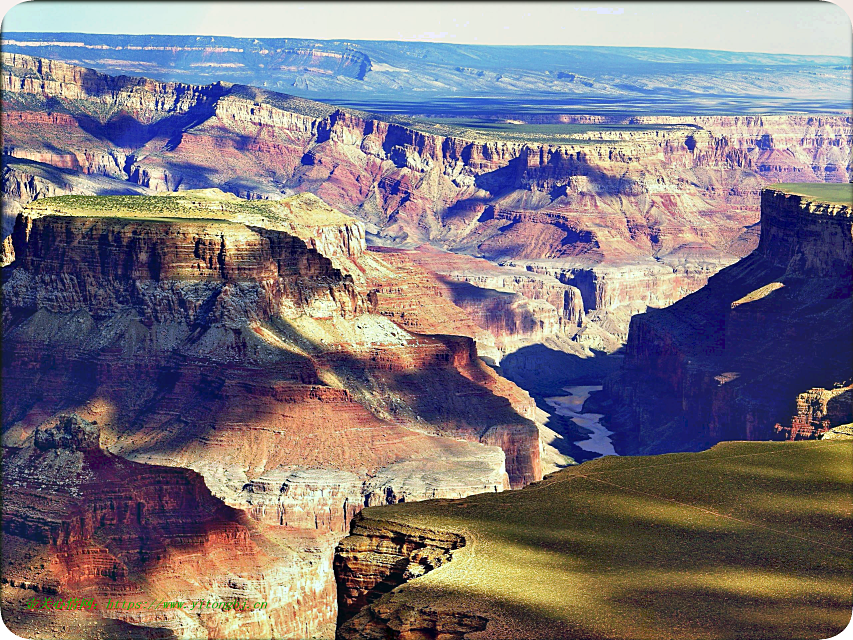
[771,183,853,206]
[22,190,357,231]
[353,440,852,639]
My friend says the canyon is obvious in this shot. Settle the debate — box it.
[2,47,852,640]
[1,189,545,639]
[3,53,850,360]
[605,183,852,454]
[328,186,853,640]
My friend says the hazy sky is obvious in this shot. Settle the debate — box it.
[2,1,852,57]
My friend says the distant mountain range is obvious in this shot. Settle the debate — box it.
[3,32,851,115]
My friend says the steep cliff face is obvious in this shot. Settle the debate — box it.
[2,190,543,638]
[607,185,852,454]
[334,513,466,629]
[2,190,541,492]
[2,414,340,640]
[3,54,850,341]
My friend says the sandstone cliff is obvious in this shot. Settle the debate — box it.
[2,414,340,640]
[3,53,850,344]
[606,184,852,454]
[2,190,543,638]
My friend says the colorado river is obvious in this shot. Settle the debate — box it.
[544,385,618,458]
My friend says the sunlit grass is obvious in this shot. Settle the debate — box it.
[771,183,853,206]
[353,440,853,639]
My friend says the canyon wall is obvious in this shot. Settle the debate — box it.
[606,185,852,454]
[2,190,543,639]
[3,414,341,640]
[3,54,850,348]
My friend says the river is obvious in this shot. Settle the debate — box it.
[544,385,618,458]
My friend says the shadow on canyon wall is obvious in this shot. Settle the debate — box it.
[494,345,623,463]
[497,344,622,398]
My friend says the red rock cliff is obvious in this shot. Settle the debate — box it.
[607,185,852,454]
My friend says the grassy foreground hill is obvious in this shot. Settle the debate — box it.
[337,440,852,639]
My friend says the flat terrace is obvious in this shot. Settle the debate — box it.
[19,189,358,229]
[770,183,853,208]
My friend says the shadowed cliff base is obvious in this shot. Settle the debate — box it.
[495,345,623,464]
[335,440,853,640]
[606,185,853,455]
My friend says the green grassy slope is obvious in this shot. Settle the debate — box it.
[772,183,853,206]
[20,190,358,228]
[350,440,852,639]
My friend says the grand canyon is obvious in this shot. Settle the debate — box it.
[1,14,851,640]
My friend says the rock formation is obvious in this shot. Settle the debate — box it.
[3,53,850,347]
[606,184,852,454]
[2,189,543,638]
[2,414,340,640]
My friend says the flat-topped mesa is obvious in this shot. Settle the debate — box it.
[4,190,368,321]
[758,185,852,278]
[3,189,542,494]
[609,184,853,453]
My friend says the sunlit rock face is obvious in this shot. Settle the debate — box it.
[3,53,850,344]
[1,190,544,639]
[607,186,853,454]
[2,413,341,640]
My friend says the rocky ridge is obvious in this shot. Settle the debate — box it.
[3,414,339,640]
[2,189,543,638]
[606,184,852,454]
[3,53,851,350]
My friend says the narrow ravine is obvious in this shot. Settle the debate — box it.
[544,385,618,458]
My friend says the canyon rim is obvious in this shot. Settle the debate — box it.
[1,2,852,640]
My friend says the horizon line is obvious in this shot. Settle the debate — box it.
[2,30,852,60]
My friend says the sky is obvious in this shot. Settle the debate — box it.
[1,0,852,57]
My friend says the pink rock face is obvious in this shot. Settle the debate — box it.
[3,53,850,264]
[3,414,341,640]
[4,53,849,338]
[2,191,545,638]
[608,187,853,454]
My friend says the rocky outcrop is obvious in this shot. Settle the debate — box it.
[3,54,850,345]
[334,513,466,630]
[3,414,340,640]
[773,386,852,440]
[2,190,543,639]
[607,185,853,454]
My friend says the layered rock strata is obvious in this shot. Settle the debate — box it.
[607,185,852,454]
[377,246,587,357]
[334,513,466,628]
[2,414,339,640]
[3,54,850,344]
[2,190,542,638]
